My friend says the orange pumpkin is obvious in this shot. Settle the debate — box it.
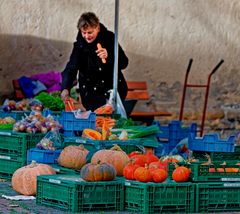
[123,160,140,180]
[149,160,168,171]
[91,144,129,176]
[130,154,146,167]
[145,150,158,164]
[80,161,116,181]
[172,165,191,182]
[150,168,168,183]
[58,144,89,170]
[12,161,56,196]
[134,164,152,182]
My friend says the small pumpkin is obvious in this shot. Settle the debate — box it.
[134,164,152,182]
[123,159,140,180]
[91,144,129,176]
[145,150,158,164]
[58,144,89,170]
[150,168,168,183]
[128,151,142,158]
[80,161,116,181]
[82,128,102,140]
[172,163,191,182]
[130,153,146,167]
[12,161,56,196]
[149,159,168,171]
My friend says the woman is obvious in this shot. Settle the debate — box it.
[61,12,129,111]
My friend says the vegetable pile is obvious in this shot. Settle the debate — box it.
[34,92,64,111]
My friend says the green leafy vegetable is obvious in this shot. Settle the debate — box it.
[34,92,65,111]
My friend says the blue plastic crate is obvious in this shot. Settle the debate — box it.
[27,148,62,164]
[59,111,96,132]
[154,120,197,151]
[0,110,30,121]
[155,142,170,157]
[42,109,61,120]
[62,130,80,137]
[188,133,235,152]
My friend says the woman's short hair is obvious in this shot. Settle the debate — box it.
[77,12,99,30]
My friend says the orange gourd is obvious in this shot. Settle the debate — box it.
[58,144,89,170]
[145,150,158,164]
[134,164,152,182]
[149,159,168,171]
[150,168,168,183]
[80,161,116,181]
[130,153,146,167]
[82,129,102,140]
[123,159,140,180]
[172,164,191,182]
[91,144,129,176]
[12,161,56,196]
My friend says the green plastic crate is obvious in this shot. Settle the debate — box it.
[168,161,240,182]
[63,137,159,154]
[124,180,194,213]
[101,138,159,154]
[36,174,124,212]
[49,164,79,175]
[0,131,45,160]
[63,137,102,151]
[193,150,240,162]
[0,156,25,180]
[195,182,240,212]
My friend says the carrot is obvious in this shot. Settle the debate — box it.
[97,43,106,64]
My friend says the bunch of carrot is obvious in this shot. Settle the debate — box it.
[96,116,116,129]
[94,104,113,114]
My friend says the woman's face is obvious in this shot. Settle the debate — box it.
[81,25,100,43]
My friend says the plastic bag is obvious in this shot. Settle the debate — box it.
[37,128,63,150]
[108,89,127,119]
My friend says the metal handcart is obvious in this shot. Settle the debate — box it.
[179,58,224,136]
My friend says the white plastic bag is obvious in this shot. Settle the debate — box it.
[108,89,127,119]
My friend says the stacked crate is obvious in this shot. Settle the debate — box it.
[36,174,124,212]
[0,131,44,180]
[168,132,240,214]
[58,111,96,137]
[0,110,30,121]
[63,137,159,155]
[154,120,197,156]
[124,180,195,213]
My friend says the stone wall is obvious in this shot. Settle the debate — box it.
[1,0,240,116]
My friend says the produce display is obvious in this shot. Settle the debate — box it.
[1,99,30,111]
[82,124,160,141]
[1,97,239,213]
[0,116,15,129]
[34,91,64,111]
[13,111,60,133]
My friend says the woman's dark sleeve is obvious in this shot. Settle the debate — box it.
[118,44,129,70]
[61,42,80,91]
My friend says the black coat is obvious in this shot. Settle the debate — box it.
[61,23,128,111]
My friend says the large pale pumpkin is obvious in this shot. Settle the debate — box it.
[91,144,129,176]
[58,144,89,170]
[80,161,116,181]
[12,161,56,196]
